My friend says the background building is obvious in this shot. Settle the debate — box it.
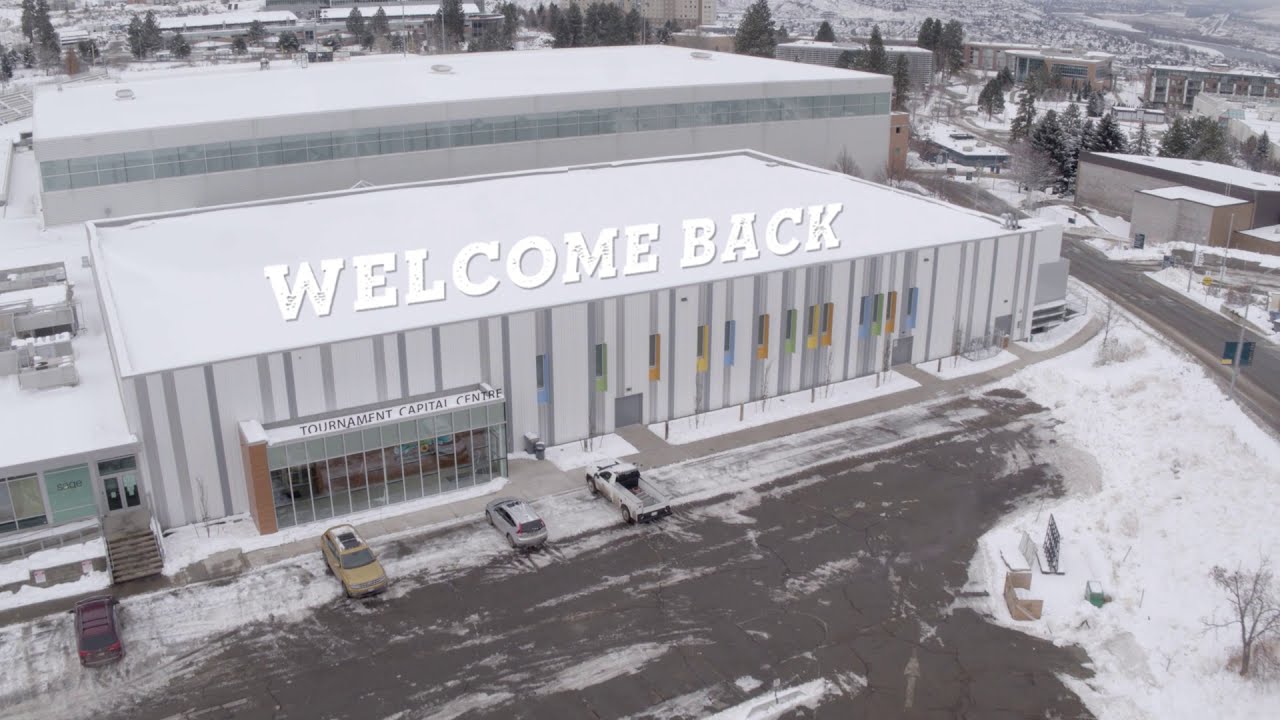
[775,41,934,91]
[33,46,892,225]
[1003,48,1113,91]
[84,150,1069,534]
[1077,152,1280,228]
[921,126,1009,170]
[1192,94,1280,163]
[623,0,716,30]
[963,41,1039,72]
[1143,64,1280,109]
[1130,186,1254,250]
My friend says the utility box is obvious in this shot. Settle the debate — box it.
[523,432,546,460]
[1085,580,1105,608]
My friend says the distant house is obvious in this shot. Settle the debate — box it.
[921,126,1008,170]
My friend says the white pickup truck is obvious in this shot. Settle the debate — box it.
[586,459,672,524]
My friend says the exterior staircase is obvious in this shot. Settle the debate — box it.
[102,507,164,584]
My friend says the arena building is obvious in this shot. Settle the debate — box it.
[79,150,1070,534]
[33,46,893,225]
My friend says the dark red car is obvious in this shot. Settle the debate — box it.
[70,595,124,667]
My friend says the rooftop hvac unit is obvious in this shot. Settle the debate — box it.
[431,64,453,74]
[690,51,712,60]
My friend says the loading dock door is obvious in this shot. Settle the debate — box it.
[615,394,643,428]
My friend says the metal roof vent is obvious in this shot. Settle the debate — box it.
[431,64,453,74]
[690,51,712,60]
[115,88,135,101]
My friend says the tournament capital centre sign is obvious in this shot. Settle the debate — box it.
[263,203,845,321]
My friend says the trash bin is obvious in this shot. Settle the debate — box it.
[523,432,546,460]
[1085,581,1105,608]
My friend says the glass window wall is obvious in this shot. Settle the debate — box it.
[269,404,507,529]
[41,92,891,192]
[0,474,48,534]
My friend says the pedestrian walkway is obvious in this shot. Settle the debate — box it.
[0,317,1101,626]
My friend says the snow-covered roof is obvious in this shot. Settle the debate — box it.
[1089,153,1280,191]
[1006,48,1113,63]
[1239,224,1280,243]
[1138,185,1249,207]
[157,11,297,31]
[87,151,1047,378]
[34,46,885,141]
[965,41,1040,50]
[317,4,481,20]
[923,124,1010,157]
[1147,65,1278,79]
[0,282,69,308]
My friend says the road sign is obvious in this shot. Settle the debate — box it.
[1203,276,1214,287]
[1133,233,1145,249]
[1222,341,1255,366]
[1043,514,1062,574]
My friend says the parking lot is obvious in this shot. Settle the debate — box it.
[12,390,1094,720]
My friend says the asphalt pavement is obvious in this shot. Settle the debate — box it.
[67,391,1093,720]
[1063,237,1280,433]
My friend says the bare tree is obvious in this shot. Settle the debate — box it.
[1206,560,1280,677]
[757,360,773,413]
[1007,143,1058,210]
[832,148,863,179]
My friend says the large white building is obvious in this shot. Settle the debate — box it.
[81,151,1070,534]
[33,46,891,225]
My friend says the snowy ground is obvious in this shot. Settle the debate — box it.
[962,300,1280,720]
[915,349,1018,379]
[1017,309,1092,352]
[536,433,638,471]
[1082,237,1280,272]
[647,372,920,446]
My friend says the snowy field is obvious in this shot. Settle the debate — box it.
[963,298,1280,719]
[648,372,920,445]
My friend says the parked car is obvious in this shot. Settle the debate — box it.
[485,497,548,549]
[320,525,388,598]
[586,459,672,524]
[70,595,124,667]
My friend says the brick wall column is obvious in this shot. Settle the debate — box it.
[239,428,277,535]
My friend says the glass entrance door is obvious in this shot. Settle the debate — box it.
[97,457,142,513]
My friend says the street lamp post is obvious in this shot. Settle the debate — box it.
[1228,264,1279,398]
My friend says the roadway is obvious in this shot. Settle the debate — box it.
[1063,237,1280,433]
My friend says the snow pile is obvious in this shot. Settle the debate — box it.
[704,679,832,720]
[535,433,638,471]
[916,349,1018,379]
[649,373,920,445]
[965,312,1280,719]
[0,537,105,586]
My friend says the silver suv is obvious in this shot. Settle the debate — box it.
[484,498,548,550]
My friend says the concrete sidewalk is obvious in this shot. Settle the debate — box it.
[0,317,1100,626]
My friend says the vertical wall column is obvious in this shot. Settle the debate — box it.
[238,427,277,536]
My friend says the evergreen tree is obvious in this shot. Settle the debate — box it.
[167,31,191,59]
[553,14,572,47]
[547,2,560,33]
[504,3,522,45]
[1256,131,1273,169]
[1159,116,1192,158]
[996,67,1014,91]
[439,0,467,48]
[1031,109,1072,192]
[346,8,366,38]
[232,36,248,54]
[0,49,12,82]
[1009,93,1036,142]
[865,25,888,74]
[835,49,860,70]
[939,19,964,76]
[20,0,35,42]
[22,44,35,68]
[1086,90,1105,117]
[370,8,390,38]
[814,20,835,43]
[1059,102,1083,153]
[733,0,776,58]
[127,15,146,58]
[278,31,301,53]
[565,2,583,45]
[1079,118,1097,153]
[142,11,163,57]
[1132,120,1153,156]
[1186,115,1231,163]
[892,53,910,111]
[1092,113,1128,153]
[916,17,934,50]
[247,19,267,44]
[978,79,1005,119]
[468,24,508,52]
[361,32,375,50]
[33,0,59,64]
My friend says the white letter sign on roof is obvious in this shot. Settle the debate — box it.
[406,249,447,304]
[353,253,397,311]
[765,207,804,256]
[624,223,661,276]
[453,242,500,296]
[507,236,558,289]
[562,229,619,284]
[265,259,344,321]
[806,203,844,250]
[721,213,761,263]
[680,218,716,268]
